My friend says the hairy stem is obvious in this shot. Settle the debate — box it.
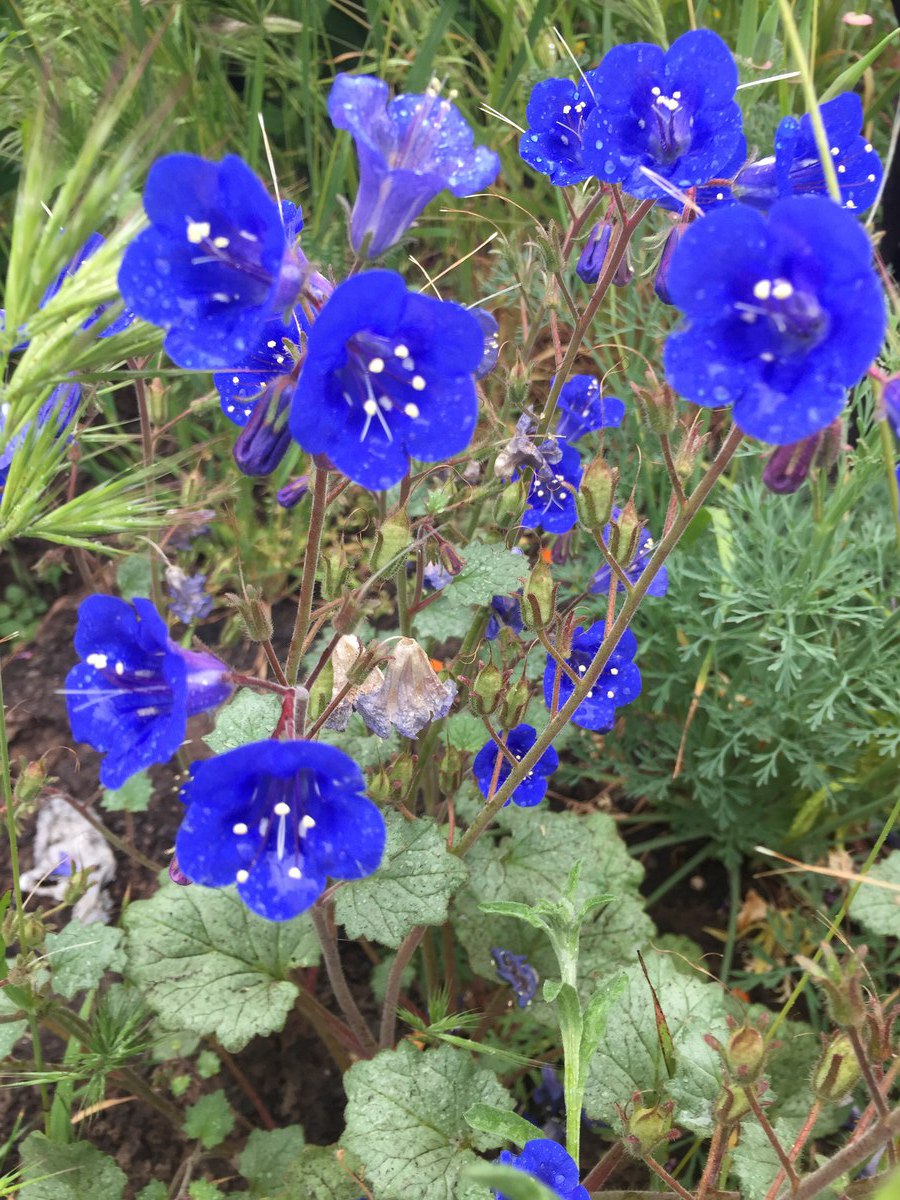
[310,902,377,1056]
[379,925,426,1049]
[285,459,330,684]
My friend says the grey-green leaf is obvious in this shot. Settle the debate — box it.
[45,920,125,999]
[464,1103,539,1149]
[239,1126,306,1197]
[19,1132,126,1200]
[280,1144,365,1200]
[452,541,527,606]
[335,811,467,948]
[205,689,281,754]
[342,1043,514,1200]
[123,883,320,1052]
[849,851,900,938]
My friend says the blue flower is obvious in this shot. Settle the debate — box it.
[213,310,306,428]
[519,71,603,186]
[496,1139,589,1200]
[288,270,484,490]
[485,594,524,640]
[590,507,669,597]
[118,154,306,369]
[734,93,883,215]
[521,441,582,534]
[328,74,500,258]
[581,30,746,202]
[556,376,626,441]
[65,595,232,789]
[472,724,558,808]
[491,947,539,1007]
[164,566,214,624]
[233,378,296,476]
[175,739,386,921]
[543,623,641,731]
[472,308,500,378]
[0,383,81,488]
[422,560,455,591]
[662,195,886,445]
[576,222,611,284]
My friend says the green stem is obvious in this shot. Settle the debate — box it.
[719,860,742,982]
[285,459,330,685]
[454,425,744,859]
[776,0,841,204]
[0,662,28,956]
[878,416,900,557]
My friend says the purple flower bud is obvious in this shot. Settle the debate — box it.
[276,475,310,509]
[490,947,539,1007]
[654,224,689,305]
[883,376,900,437]
[168,855,191,886]
[576,222,612,285]
[761,430,824,494]
[232,379,294,476]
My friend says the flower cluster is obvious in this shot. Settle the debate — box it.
[543,624,641,732]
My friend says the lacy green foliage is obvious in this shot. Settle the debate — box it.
[18,1133,126,1200]
[44,920,125,999]
[614,466,900,852]
[454,806,653,1014]
[184,1091,235,1149]
[122,883,320,1051]
[341,1043,512,1200]
[238,1126,306,1198]
[204,689,282,754]
[850,851,900,937]
[335,810,468,947]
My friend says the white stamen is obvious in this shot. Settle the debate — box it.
[239,229,258,240]
[236,869,249,883]
[86,653,108,670]
[186,220,210,243]
[300,815,316,834]
[233,822,248,835]
[394,344,409,357]
[830,146,840,156]
[267,340,277,348]
[404,403,420,418]
[288,866,302,879]
[771,279,793,300]
[651,86,661,96]
[274,801,291,816]
[610,668,619,675]
[562,104,572,114]
[412,375,426,391]
[368,357,385,373]
[753,279,772,301]
[276,814,286,861]
[212,235,230,248]
[136,706,158,717]
[363,398,379,416]
[760,351,775,362]
[606,690,615,699]
[114,661,125,676]
[232,376,240,384]
[211,291,230,303]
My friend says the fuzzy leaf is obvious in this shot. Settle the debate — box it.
[462,1163,558,1200]
[19,1132,126,1200]
[281,1145,366,1200]
[464,1103,539,1148]
[101,770,152,812]
[116,554,153,603]
[342,1043,513,1200]
[239,1126,306,1197]
[452,541,527,606]
[849,851,900,937]
[184,1091,235,1149]
[123,883,320,1052]
[205,689,281,754]
[454,807,652,1020]
[730,1114,804,1200]
[45,920,125,999]
[335,811,467,948]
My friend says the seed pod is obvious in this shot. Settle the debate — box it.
[813,1033,862,1101]
[520,559,557,630]
[623,1103,674,1156]
[499,675,531,730]
[577,455,618,531]
[369,511,411,574]
[223,584,273,643]
[712,1083,753,1126]
[724,1025,767,1084]
[471,662,504,716]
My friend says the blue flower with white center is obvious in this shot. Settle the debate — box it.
[519,70,603,186]
[663,195,887,445]
[491,947,539,1007]
[0,383,81,488]
[213,310,306,428]
[175,739,386,922]
[473,724,558,808]
[555,375,626,441]
[590,506,669,597]
[118,154,306,369]
[495,1139,589,1200]
[734,93,883,216]
[485,594,524,640]
[543,623,641,731]
[328,74,500,259]
[65,595,232,789]
[288,270,484,490]
[520,440,583,534]
[580,30,746,202]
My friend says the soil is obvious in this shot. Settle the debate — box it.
[0,577,738,1194]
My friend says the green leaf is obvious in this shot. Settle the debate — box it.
[730,1113,803,1200]
[280,1144,365,1200]
[446,709,490,752]
[335,811,467,948]
[478,901,547,930]
[342,1043,513,1200]
[454,807,653,1020]
[188,1184,226,1200]
[462,1163,558,1200]
[116,554,152,602]
[184,1091,235,1149]
[19,1132,126,1200]
[205,689,281,754]
[583,955,729,1136]
[581,972,628,1067]
[196,1050,220,1079]
[464,1103,538,1149]
[136,1184,167,1200]
[451,540,527,607]
[123,883,320,1052]
[101,770,152,812]
[849,851,900,937]
[44,920,125,999]
[239,1126,306,1197]
[0,959,28,1056]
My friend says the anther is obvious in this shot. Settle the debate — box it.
[186,220,210,243]
[412,375,426,391]
[274,801,291,816]
[212,236,230,248]
[753,279,772,301]
[404,403,420,418]
[236,869,249,883]
[368,357,385,373]
[233,822,248,835]
[288,866,302,879]
[771,279,793,300]
[394,344,409,357]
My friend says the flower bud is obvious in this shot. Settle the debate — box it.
[357,638,456,739]
[232,379,294,476]
[576,222,612,285]
[577,455,618,530]
[496,479,530,522]
[320,552,351,602]
[724,1025,767,1083]
[883,374,900,436]
[609,501,642,568]
[630,375,677,435]
[499,675,531,730]
[223,584,273,643]
[623,1103,674,1156]
[520,560,556,630]
[276,475,310,509]
[654,225,688,305]
[370,511,410,573]
[712,1083,753,1126]
[168,856,191,886]
[762,433,823,495]
[14,761,45,807]
[471,663,504,716]
[813,1033,862,1101]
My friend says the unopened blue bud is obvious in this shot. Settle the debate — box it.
[233,379,294,476]
[654,225,689,305]
[576,222,612,285]
[276,475,310,509]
